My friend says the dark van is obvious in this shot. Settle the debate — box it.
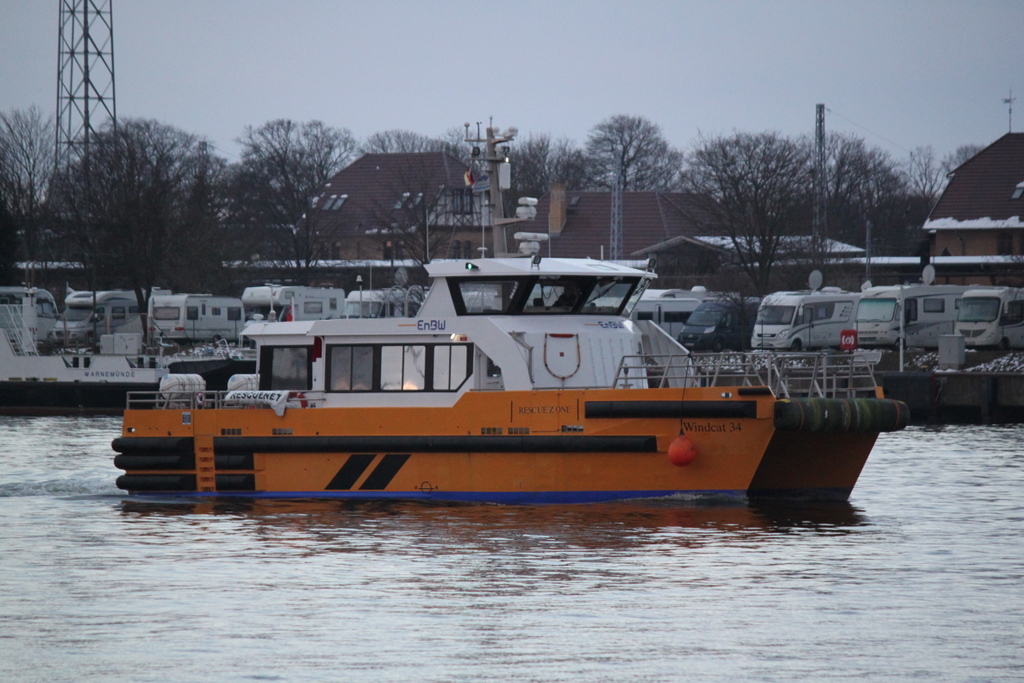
[676,298,760,351]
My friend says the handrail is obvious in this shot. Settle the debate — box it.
[613,351,881,398]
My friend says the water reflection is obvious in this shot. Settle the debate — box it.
[117,496,868,551]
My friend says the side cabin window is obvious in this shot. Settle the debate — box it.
[449,276,642,316]
[1003,300,1024,325]
[259,345,312,390]
[326,343,473,392]
[904,298,918,323]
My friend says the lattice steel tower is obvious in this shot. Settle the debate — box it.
[55,0,116,170]
[813,103,827,265]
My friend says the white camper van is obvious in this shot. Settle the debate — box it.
[856,285,969,348]
[241,285,346,322]
[630,287,711,339]
[954,286,1024,349]
[751,289,861,350]
[50,289,148,345]
[149,293,245,343]
[342,288,424,319]
[0,287,59,342]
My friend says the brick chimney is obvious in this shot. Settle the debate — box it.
[548,182,566,238]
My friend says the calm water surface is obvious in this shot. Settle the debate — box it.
[0,416,1022,682]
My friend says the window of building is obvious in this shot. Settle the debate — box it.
[998,232,1013,255]
[451,188,474,215]
[1012,183,1024,200]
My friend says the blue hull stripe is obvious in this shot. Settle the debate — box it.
[129,489,750,505]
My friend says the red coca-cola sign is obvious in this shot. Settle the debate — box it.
[840,329,858,351]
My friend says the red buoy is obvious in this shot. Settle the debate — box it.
[667,434,697,467]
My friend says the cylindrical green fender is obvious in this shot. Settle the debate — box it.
[774,398,909,433]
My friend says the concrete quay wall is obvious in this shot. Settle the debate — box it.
[882,372,1024,424]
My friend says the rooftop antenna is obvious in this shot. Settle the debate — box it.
[55,0,117,172]
[1004,89,1016,132]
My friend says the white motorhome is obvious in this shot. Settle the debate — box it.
[241,285,346,322]
[855,285,969,348]
[751,288,861,350]
[149,293,245,343]
[630,287,711,339]
[50,289,148,345]
[0,287,59,342]
[954,286,1024,349]
[341,287,424,319]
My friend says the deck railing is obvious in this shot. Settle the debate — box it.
[613,350,882,399]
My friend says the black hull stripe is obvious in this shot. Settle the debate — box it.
[213,435,657,454]
[585,400,758,419]
[113,436,195,454]
[360,454,410,490]
[326,454,375,490]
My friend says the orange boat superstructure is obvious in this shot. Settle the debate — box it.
[114,256,907,504]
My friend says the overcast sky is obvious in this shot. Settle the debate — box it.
[2,0,1021,163]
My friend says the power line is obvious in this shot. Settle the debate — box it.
[824,107,912,154]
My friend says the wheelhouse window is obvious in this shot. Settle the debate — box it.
[456,280,521,314]
[450,276,643,316]
[259,345,311,390]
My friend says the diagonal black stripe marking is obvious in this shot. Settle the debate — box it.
[359,453,410,490]
[325,454,375,490]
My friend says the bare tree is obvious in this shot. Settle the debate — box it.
[904,145,946,210]
[584,114,683,191]
[823,134,910,255]
[683,131,811,296]
[0,193,17,283]
[0,106,55,266]
[230,119,357,283]
[508,133,588,207]
[360,129,452,155]
[50,118,224,324]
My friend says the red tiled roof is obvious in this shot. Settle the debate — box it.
[313,152,471,236]
[927,133,1024,225]
[531,191,719,259]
